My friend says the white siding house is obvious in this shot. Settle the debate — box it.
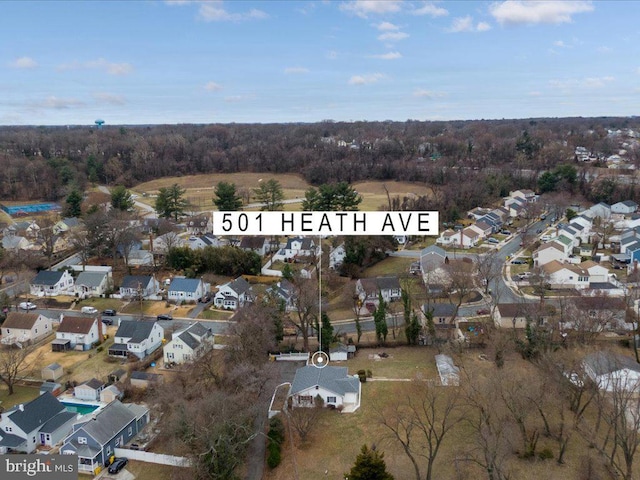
[163,322,214,365]
[1,312,52,346]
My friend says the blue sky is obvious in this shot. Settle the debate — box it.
[1,1,639,125]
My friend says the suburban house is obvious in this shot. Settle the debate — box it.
[60,400,150,474]
[509,189,538,203]
[30,270,74,297]
[611,200,639,216]
[74,378,106,402]
[53,217,81,235]
[119,275,160,299]
[167,277,210,303]
[581,261,610,283]
[533,242,566,267]
[163,322,214,365]
[188,233,222,250]
[185,216,209,235]
[74,271,111,299]
[239,236,270,256]
[267,279,297,311]
[420,245,450,293]
[587,202,612,219]
[275,236,317,261]
[542,260,590,290]
[583,351,640,392]
[0,392,76,454]
[289,365,361,413]
[108,320,164,360]
[151,231,186,254]
[214,277,253,310]
[493,303,537,329]
[329,244,346,270]
[424,303,458,328]
[1,312,52,346]
[52,316,105,352]
[355,276,402,305]
[2,234,29,250]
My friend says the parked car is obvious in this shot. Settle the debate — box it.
[487,238,500,244]
[157,313,173,321]
[80,306,98,314]
[501,229,511,235]
[102,309,116,316]
[18,301,36,310]
[108,457,128,474]
[101,317,114,325]
[511,259,527,265]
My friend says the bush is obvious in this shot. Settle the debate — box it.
[96,346,104,353]
[266,441,281,469]
[357,369,367,383]
[268,417,285,446]
[538,448,554,460]
[366,369,373,378]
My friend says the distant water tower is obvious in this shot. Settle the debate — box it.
[95,119,105,129]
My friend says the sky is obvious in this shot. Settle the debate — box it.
[1,0,639,125]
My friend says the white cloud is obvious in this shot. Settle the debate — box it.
[58,58,133,76]
[413,2,448,17]
[93,92,126,105]
[448,16,491,32]
[378,31,409,41]
[583,76,614,88]
[489,1,594,26]
[10,57,38,69]
[348,73,384,85]
[375,21,400,31]
[167,1,267,22]
[204,82,223,91]
[340,0,403,18]
[413,88,445,98]
[369,51,402,60]
[34,96,85,109]
[549,76,614,89]
[284,67,310,74]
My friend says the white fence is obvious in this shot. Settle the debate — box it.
[270,352,309,362]
[114,448,191,467]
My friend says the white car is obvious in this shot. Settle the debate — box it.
[19,301,36,310]
[80,306,98,314]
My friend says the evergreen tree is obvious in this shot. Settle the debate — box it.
[155,183,188,220]
[319,312,334,352]
[302,181,362,211]
[374,292,388,344]
[346,444,394,480]
[253,179,284,211]
[64,189,83,217]
[111,185,135,211]
[213,181,243,211]
[406,311,422,346]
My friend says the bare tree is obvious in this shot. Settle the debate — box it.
[286,395,324,444]
[378,380,462,480]
[444,258,478,321]
[0,344,42,395]
[289,275,319,352]
[474,251,503,295]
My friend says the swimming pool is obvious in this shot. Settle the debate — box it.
[60,401,101,415]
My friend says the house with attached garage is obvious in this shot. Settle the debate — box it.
[60,400,150,475]
[214,276,253,310]
[355,276,402,305]
[74,271,111,299]
[30,269,74,297]
[108,320,164,360]
[274,236,317,261]
[289,365,361,413]
[163,322,214,365]
[0,392,76,454]
[611,200,639,216]
[543,260,590,290]
[533,242,566,267]
[1,312,52,346]
[167,277,210,303]
[119,275,160,299]
[52,316,105,352]
[188,233,222,250]
[583,351,640,392]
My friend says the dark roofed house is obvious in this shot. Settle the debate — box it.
[119,275,160,299]
[355,276,402,304]
[74,271,110,298]
[289,365,361,413]
[109,320,164,360]
[214,277,254,310]
[584,351,640,392]
[424,303,457,328]
[60,400,150,474]
[185,215,209,235]
[30,269,74,296]
[239,236,269,256]
[130,371,164,388]
[167,277,209,303]
[0,392,75,453]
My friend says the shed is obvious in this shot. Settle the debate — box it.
[99,384,122,403]
[40,381,63,397]
[329,343,356,361]
[435,354,460,386]
[107,369,127,384]
[41,362,64,381]
[130,371,163,389]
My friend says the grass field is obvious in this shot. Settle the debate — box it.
[0,384,41,410]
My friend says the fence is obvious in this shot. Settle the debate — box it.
[114,448,191,467]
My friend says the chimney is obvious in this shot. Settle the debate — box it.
[18,404,24,412]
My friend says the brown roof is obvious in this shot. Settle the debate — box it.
[496,303,528,318]
[240,236,266,249]
[536,242,563,254]
[57,316,96,334]
[2,312,40,329]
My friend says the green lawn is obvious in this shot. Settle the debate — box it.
[76,297,125,311]
[199,309,235,321]
[361,256,414,277]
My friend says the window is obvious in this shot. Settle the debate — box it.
[128,427,133,436]
[106,446,111,456]
[115,438,120,447]
[78,437,87,445]
[327,396,337,404]
[6,426,12,432]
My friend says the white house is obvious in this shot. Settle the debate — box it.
[152,231,186,254]
[74,378,105,401]
[355,276,402,304]
[289,365,361,413]
[533,242,566,267]
[0,392,76,454]
[188,233,222,250]
[274,236,317,261]
[30,270,74,297]
[329,244,346,270]
[611,200,639,215]
[587,202,612,219]
[163,322,214,365]
[267,279,297,311]
[509,189,538,203]
[167,277,209,303]
[2,235,29,251]
[53,217,81,235]
[584,351,640,392]
[52,316,105,351]
[74,271,111,298]
[1,312,52,346]
[542,260,590,289]
[437,227,480,248]
[108,320,164,360]
[119,275,160,299]
[239,236,270,256]
[581,261,610,283]
[214,277,253,310]
[185,216,209,235]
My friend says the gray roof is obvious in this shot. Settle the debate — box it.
[40,382,62,393]
[75,271,107,288]
[426,303,457,317]
[0,432,26,448]
[40,411,77,434]
[130,371,162,382]
[61,217,81,228]
[81,378,105,390]
[176,322,212,350]
[584,351,640,376]
[6,392,65,434]
[32,270,65,286]
[290,365,359,397]
[114,320,158,343]
[226,277,251,296]
[2,235,26,249]
[74,400,144,446]
[43,362,62,371]
[120,275,154,289]
[168,277,203,293]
